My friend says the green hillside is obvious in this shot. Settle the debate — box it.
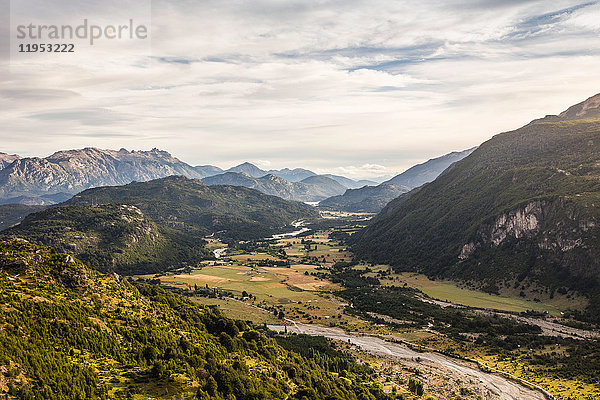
[0,239,390,399]
[352,98,600,320]
[0,204,46,231]
[65,175,320,241]
[1,204,208,275]
[319,184,409,213]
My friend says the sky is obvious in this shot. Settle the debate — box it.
[1,0,600,180]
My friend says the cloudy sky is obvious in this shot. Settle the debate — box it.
[1,0,600,179]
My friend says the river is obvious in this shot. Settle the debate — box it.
[268,323,549,400]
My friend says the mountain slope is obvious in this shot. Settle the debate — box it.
[320,149,473,213]
[194,164,223,177]
[65,175,319,240]
[319,184,410,213]
[530,93,600,124]
[0,152,20,170]
[321,174,378,189]
[0,239,388,399]
[203,172,346,202]
[0,204,46,230]
[1,204,208,274]
[383,147,476,187]
[299,175,347,198]
[225,162,267,177]
[0,147,207,204]
[268,168,316,182]
[351,94,600,320]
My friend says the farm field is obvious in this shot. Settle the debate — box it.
[358,264,567,315]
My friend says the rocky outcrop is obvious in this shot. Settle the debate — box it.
[0,153,20,170]
[460,199,596,261]
[487,201,545,246]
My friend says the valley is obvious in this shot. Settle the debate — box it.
[2,95,600,399]
[139,215,600,400]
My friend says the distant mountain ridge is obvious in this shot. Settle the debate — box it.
[0,147,209,204]
[202,172,346,202]
[319,184,410,213]
[382,147,477,187]
[0,152,20,170]
[0,148,381,205]
[319,148,475,213]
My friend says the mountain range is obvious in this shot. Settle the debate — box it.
[351,93,600,321]
[320,148,475,212]
[0,176,318,273]
[0,148,379,205]
[202,172,347,202]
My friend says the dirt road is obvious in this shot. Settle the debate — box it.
[269,323,549,400]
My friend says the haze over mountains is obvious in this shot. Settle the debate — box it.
[320,148,476,212]
[352,93,600,321]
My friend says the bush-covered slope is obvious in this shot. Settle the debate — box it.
[0,240,390,399]
[1,204,208,274]
[65,175,319,240]
[352,96,600,319]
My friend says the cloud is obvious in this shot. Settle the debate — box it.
[28,108,131,126]
[1,0,600,179]
[315,164,392,180]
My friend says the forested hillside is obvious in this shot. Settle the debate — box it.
[352,95,600,321]
[1,204,209,274]
[65,176,319,241]
[0,240,390,399]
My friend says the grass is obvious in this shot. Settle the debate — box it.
[376,271,564,315]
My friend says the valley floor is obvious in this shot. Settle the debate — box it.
[269,323,547,400]
[139,218,600,400]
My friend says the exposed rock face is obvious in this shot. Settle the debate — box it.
[459,242,476,260]
[488,201,544,246]
[0,148,206,204]
[458,198,598,281]
[0,153,20,170]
